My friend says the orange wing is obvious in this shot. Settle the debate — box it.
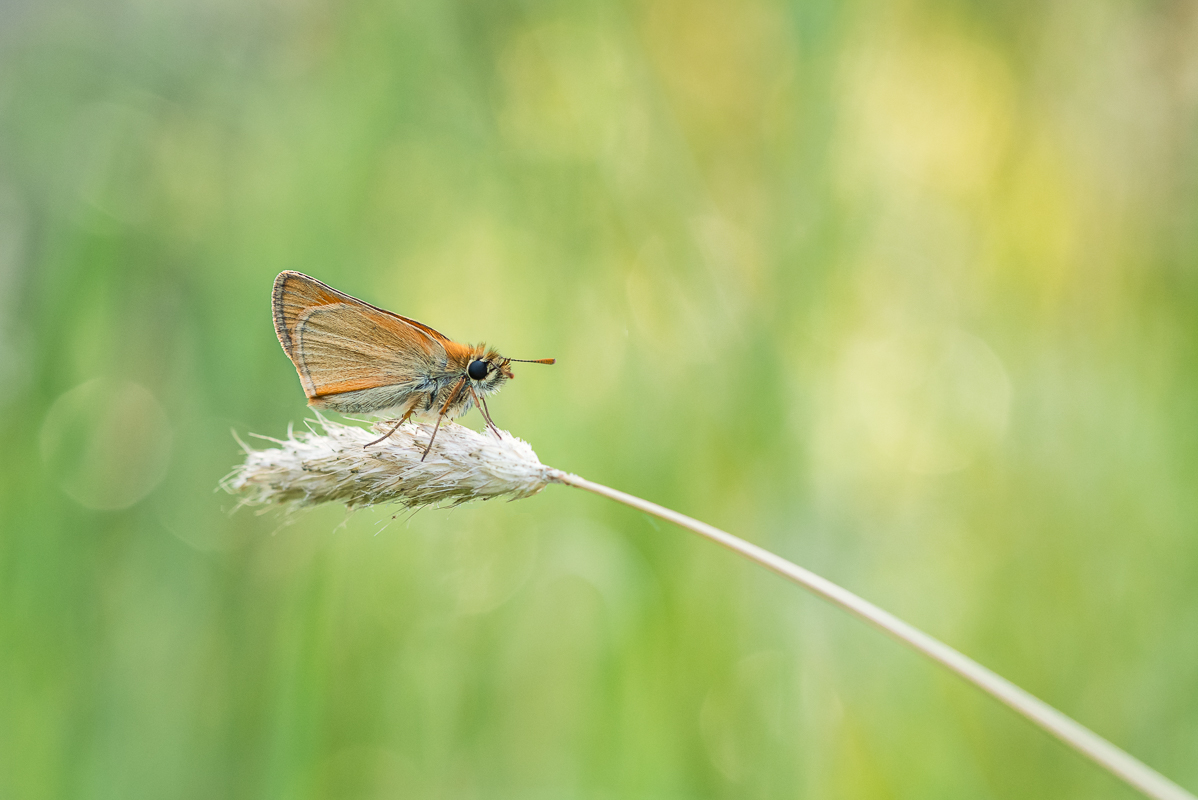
[272,271,450,403]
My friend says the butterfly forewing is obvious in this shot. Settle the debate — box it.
[272,271,448,406]
[274,271,452,352]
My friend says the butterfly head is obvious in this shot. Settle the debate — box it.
[465,347,554,393]
[465,347,513,393]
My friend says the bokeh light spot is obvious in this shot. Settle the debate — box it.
[819,326,1011,478]
[39,378,173,511]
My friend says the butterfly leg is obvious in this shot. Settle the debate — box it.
[363,406,418,449]
[363,416,405,448]
[420,413,445,461]
[474,388,501,437]
[420,377,468,461]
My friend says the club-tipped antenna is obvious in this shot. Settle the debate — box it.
[506,357,556,364]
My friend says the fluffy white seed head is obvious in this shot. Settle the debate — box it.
[222,417,559,511]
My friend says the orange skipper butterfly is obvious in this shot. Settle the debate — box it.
[272,271,553,458]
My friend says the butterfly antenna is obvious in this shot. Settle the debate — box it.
[506,357,555,364]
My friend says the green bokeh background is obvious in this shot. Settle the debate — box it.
[2,1,1197,797]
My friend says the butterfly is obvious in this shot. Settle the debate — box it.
[272,271,554,458]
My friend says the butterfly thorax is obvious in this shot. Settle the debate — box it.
[397,342,510,422]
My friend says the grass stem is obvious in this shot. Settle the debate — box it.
[552,471,1195,800]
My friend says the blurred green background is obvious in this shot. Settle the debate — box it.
[1,0,1197,797]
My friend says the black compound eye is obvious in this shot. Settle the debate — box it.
[467,360,489,381]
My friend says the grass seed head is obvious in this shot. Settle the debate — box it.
[222,417,557,512]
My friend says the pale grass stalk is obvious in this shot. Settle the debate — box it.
[224,417,1195,800]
